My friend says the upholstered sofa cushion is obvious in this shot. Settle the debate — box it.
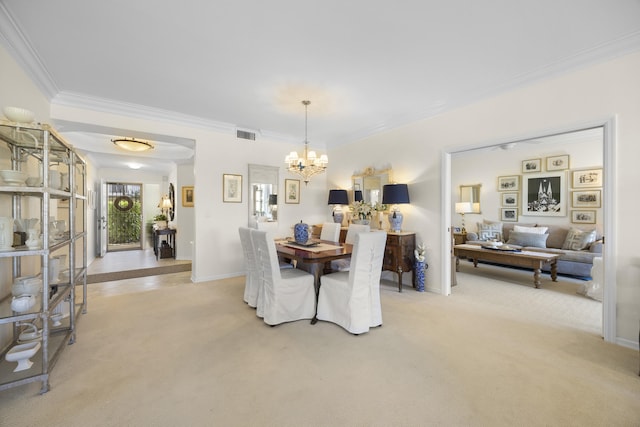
[562,227,597,250]
[477,222,503,241]
[506,231,549,248]
[514,225,547,234]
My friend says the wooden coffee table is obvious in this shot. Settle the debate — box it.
[453,244,560,288]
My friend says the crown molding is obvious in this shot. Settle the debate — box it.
[0,3,59,99]
[52,91,238,134]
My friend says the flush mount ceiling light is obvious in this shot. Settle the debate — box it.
[112,137,154,152]
[284,100,328,185]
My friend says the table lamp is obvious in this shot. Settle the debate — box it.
[354,190,363,202]
[455,202,473,232]
[328,189,349,224]
[382,183,410,232]
[268,194,278,220]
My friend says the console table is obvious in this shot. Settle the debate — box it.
[153,228,176,260]
[383,231,416,292]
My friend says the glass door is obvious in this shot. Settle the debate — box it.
[107,182,143,252]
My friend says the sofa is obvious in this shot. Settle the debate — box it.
[464,221,602,278]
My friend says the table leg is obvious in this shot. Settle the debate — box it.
[473,258,479,268]
[455,256,460,272]
[550,260,558,282]
[533,267,541,288]
[310,264,322,325]
[397,267,404,292]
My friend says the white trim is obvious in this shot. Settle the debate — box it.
[441,150,452,296]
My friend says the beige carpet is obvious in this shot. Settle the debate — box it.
[1,268,638,427]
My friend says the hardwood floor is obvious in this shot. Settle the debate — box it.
[87,249,191,283]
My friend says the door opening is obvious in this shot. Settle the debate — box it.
[107,182,143,252]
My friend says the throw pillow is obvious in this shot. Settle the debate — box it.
[514,225,548,234]
[562,228,597,251]
[477,222,503,241]
[507,231,549,248]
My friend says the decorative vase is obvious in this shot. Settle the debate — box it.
[353,219,370,225]
[415,260,427,292]
[294,221,310,244]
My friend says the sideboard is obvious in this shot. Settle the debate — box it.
[383,231,416,292]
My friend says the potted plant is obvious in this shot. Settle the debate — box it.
[349,200,373,224]
[153,213,168,229]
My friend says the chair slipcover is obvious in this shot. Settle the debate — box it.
[238,227,260,307]
[251,229,316,325]
[317,231,387,334]
[330,223,370,271]
[320,222,341,242]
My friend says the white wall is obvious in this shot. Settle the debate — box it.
[452,130,603,232]
[328,51,640,348]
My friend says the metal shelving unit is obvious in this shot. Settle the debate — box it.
[0,120,87,394]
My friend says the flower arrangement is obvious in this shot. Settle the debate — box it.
[350,200,372,220]
[414,243,426,262]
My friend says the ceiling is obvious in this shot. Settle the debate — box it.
[1,1,639,172]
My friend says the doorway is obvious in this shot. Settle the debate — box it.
[107,182,143,252]
[443,119,616,342]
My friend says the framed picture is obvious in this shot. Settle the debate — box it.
[521,172,566,217]
[572,189,601,208]
[501,192,518,207]
[571,210,596,224]
[546,155,570,171]
[182,186,194,207]
[285,179,300,204]
[500,208,518,222]
[222,174,242,203]
[522,158,541,173]
[572,168,603,188]
[497,175,520,191]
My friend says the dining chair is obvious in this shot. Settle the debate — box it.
[251,229,316,325]
[330,223,370,271]
[238,227,260,307]
[320,222,341,242]
[317,231,387,334]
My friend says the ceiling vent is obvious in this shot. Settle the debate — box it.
[236,130,256,141]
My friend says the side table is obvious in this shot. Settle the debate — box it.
[153,228,176,260]
[383,231,416,292]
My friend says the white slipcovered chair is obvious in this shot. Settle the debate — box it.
[330,223,370,271]
[251,229,316,325]
[238,227,260,307]
[317,231,387,334]
[320,222,341,242]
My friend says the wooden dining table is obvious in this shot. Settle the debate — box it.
[275,238,353,324]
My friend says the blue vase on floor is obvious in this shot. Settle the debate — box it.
[415,260,426,292]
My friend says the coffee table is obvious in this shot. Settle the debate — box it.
[453,244,560,288]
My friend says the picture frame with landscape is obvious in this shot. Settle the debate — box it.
[571,210,596,224]
[497,175,519,191]
[501,192,518,207]
[572,168,602,188]
[522,158,541,173]
[546,154,570,171]
[501,208,518,222]
[572,189,601,208]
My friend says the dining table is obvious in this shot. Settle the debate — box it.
[275,238,353,324]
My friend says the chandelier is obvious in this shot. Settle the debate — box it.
[284,100,328,185]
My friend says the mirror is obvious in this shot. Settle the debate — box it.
[459,184,481,213]
[248,164,279,226]
[352,167,392,206]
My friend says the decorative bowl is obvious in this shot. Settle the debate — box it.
[26,176,42,186]
[3,106,35,123]
[12,277,42,296]
[11,294,36,313]
[0,169,28,186]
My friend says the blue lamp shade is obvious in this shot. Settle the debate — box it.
[354,190,363,202]
[382,184,410,205]
[382,184,410,232]
[327,189,349,205]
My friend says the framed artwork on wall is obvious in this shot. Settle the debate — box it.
[182,186,194,207]
[572,189,601,208]
[571,210,596,224]
[521,172,566,217]
[500,208,518,222]
[501,192,518,207]
[285,179,300,204]
[546,155,570,171]
[571,168,603,188]
[522,158,541,173]
[222,174,242,203]
[497,175,520,191]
